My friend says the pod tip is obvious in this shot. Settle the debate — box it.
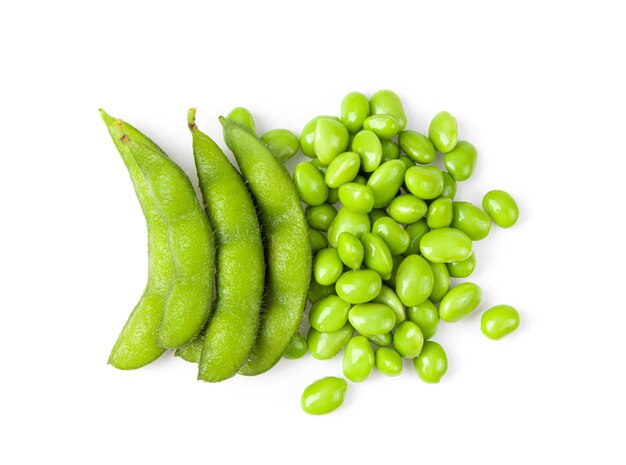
[218,115,227,125]
[187,107,197,131]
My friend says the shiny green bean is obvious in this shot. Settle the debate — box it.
[482,190,519,228]
[372,216,410,255]
[407,300,440,340]
[439,282,482,322]
[306,203,337,231]
[428,111,458,153]
[336,231,365,270]
[342,336,375,382]
[395,255,434,306]
[335,270,382,304]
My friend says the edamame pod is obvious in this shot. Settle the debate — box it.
[175,335,204,363]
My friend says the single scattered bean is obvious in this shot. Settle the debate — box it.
[376,347,403,376]
[482,190,519,228]
[309,295,351,333]
[314,118,349,164]
[393,321,424,358]
[335,269,382,304]
[414,341,448,383]
[446,252,476,278]
[428,111,458,153]
[300,116,340,157]
[363,114,400,139]
[395,255,434,306]
[407,300,440,340]
[386,194,428,224]
[327,207,371,247]
[307,324,354,360]
[420,227,473,263]
[314,248,344,286]
[362,232,394,280]
[338,183,375,214]
[301,377,348,415]
[404,219,430,255]
[367,160,407,208]
[306,203,337,231]
[351,129,383,172]
[325,151,361,188]
[481,305,520,340]
[283,332,308,359]
[444,141,477,181]
[439,282,482,322]
[372,216,410,256]
[342,336,375,382]
[451,201,491,240]
[294,161,329,206]
[261,128,299,162]
[399,130,436,164]
[370,90,407,131]
[336,231,365,270]
[427,197,453,229]
[348,303,397,336]
[341,91,370,134]
[405,165,444,200]
[227,107,256,134]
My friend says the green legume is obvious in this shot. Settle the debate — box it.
[342,336,375,382]
[261,128,299,162]
[309,229,328,253]
[414,341,448,383]
[311,158,328,174]
[405,219,430,255]
[368,208,388,225]
[393,321,424,358]
[427,197,453,229]
[399,131,436,164]
[446,252,476,278]
[405,166,444,200]
[314,118,349,164]
[351,130,383,172]
[175,335,203,363]
[325,151,361,188]
[428,111,458,153]
[368,332,392,347]
[328,187,339,204]
[301,376,348,415]
[353,175,368,185]
[335,269,382,304]
[441,171,457,199]
[227,107,256,134]
[372,216,410,255]
[327,207,371,247]
[306,203,337,231]
[338,183,375,214]
[367,160,407,208]
[372,285,406,323]
[429,262,450,302]
[384,254,404,289]
[336,231,364,270]
[370,89,407,131]
[362,232,394,280]
[451,201,491,240]
[375,347,403,376]
[349,303,396,335]
[398,155,415,169]
[407,300,439,340]
[294,161,329,206]
[341,91,370,134]
[395,255,434,306]
[283,332,308,359]
[439,282,482,322]
[481,305,520,340]
[314,248,344,286]
[363,114,400,139]
[482,190,519,228]
[308,281,336,303]
[307,323,354,360]
[386,194,428,224]
[309,295,351,333]
[444,141,477,181]
[300,116,340,158]
[420,227,473,263]
[381,139,400,162]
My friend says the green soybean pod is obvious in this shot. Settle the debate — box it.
[363,114,400,139]
[429,262,450,303]
[370,89,407,131]
[386,194,428,224]
[227,107,256,134]
[446,252,477,278]
[308,281,336,303]
[335,269,382,304]
[175,335,204,363]
[301,377,348,415]
[395,255,434,307]
[414,341,448,383]
[315,118,350,165]
[337,231,365,270]
[349,303,396,336]
[325,151,361,188]
[368,208,388,225]
[441,171,457,199]
[381,139,400,162]
[327,207,371,247]
[367,160,407,208]
[444,141,477,181]
[399,131,436,164]
[368,332,393,347]
[352,129,383,172]
[481,305,520,340]
[451,201,491,240]
[307,324,354,360]
[372,285,406,323]
[372,216,410,256]
[294,161,329,206]
[393,321,424,358]
[261,129,299,162]
[376,347,403,376]
[283,332,308,359]
[405,166,444,200]
[341,91,370,134]
[221,117,311,375]
[405,219,430,255]
[189,110,263,381]
[407,300,440,340]
[314,248,344,286]
[300,116,340,157]
[342,336,375,382]
[309,229,328,253]
[439,282,482,322]
[428,111,458,153]
[482,190,519,228]
[420,227,473,263]
[338,183,375,214]
[306,203,337,231]
[427,197,453,229]
[308,295,351,333]
[362,232,394,280]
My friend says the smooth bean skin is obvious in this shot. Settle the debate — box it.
[407,300,440,340]
[327,207,371,247]
[325,152,361,188]
[314,248,344,286]
[405,166,444,200]
[429,262,450,302]
[309,229,328,253]
[428,111,458,153]
[353,175,368,185]
[363,114,400,139]
[482,190,519,228]
[368,332,392,347]
[395,255,434,306]
[307,324,354,360]
[309,295,351,333]
[335,269,382,304]
[341,91,370,134]
[414,341,448,383]
[427,197,453,229]
[451,201,491,240]
[336,231,364,269]
[444,141,477,181]
[446,252,476,278]
[399,131,436,164]
[481,305,520,340]
[384,254,404,289]
[441,171,457,199]
[338,183,375,214]
[342,336,375,382]
[439,282,482,322]
[368,208,388,225]
[300,116,340,157]
[314,119,349,164]
[420,228,473,263]
[294,162,329,206]
[362,232,394,280]
[372,216,410,255]
[348,303,396,336]
[386,194,428,224]
[405,220,430,255]
[376,347,403,376]
[328,187,339,204]
[311,158,328,174]
[227,107,256,134]
[372,285,406,323]
[393,321,424,358]
[283,332,308,359]
[370,90,407,131]
[308,281,336,303]
[352,130,383,172]
[306,203,337,231]
[381,139,400,161]
[367,160,407,208]
[398,155,415,169]
[261,129,299,162]
[301,377,348,415]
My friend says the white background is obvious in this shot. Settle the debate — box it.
[1,1,625,463]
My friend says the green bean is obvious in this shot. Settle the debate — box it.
[351,130,383,172]
[301,377,348,415]
[372,285,406,323]
[395,255,434,306]
[368,208,388,225]
[381,139,400,162]
[375,347,403,376]
[370,90,407,131]
[227,107,256,134]
[407,300,440,340]
[362,232,394,280]
[439,282,482,322]
[314,248,344,286]
[451,201,491,240]
[221,117,311,375]
[428,262,450,303]
[353,174,368,185]
[342,336,375,382]
[306,203,337,231]
[309,295,351,333]
[189,110,264,381]
[426,197,453,229]
[315,119,350,164]
[420,227,473,263]
[367,160,407,208]
[481,305,520,340]
[446,252,476,278]
[428,111,458,153]
[327,207,371,247]
[444,141,477,181]
[336,231,365,270]
[307,324,354,359]
[399,131,435,164]
[311,157,328,174]
[393,321,424,358]
[386,194,427,224]
[283,332,308,359]
[414,341,448,383]
[440,171,457,199]
[335,269,382,304]
[404,219,430,255]
[341,91,370,134]
[300,116,340,157]
[398,154,415,169]
[348,303,396,335]
[384,254,404,289]
[363,114,400,139]
[261,128,299,162]
[294,161,329,206]
[372,216,410,255]
[309,229,328,253]
[405,166,444,200]
[368,332,392,347]
[482,190,519,228]
[328,187,340,204]
[308,281,336,303]
[338,183,375,213]
[325,152,361,188]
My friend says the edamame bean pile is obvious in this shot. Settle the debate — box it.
[101,90,521,416]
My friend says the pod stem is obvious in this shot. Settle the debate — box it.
[187,107,198,131]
